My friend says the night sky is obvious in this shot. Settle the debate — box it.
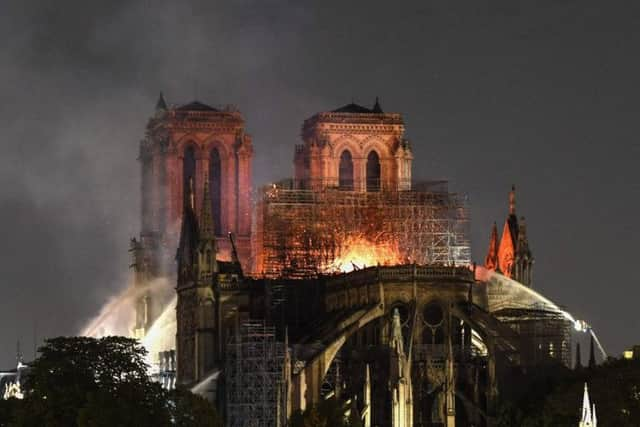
[1,0,638,367]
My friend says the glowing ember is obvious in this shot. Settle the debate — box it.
[326,236,402,273]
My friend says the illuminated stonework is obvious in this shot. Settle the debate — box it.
[294,100,413,192]
[484,186,534,287]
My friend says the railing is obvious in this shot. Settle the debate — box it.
[325,264,474,289]
[262,178,453,194]
[303,111,404,126]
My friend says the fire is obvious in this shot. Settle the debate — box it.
[326,236,402,273]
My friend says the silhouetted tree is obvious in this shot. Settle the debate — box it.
[0,336,221,427]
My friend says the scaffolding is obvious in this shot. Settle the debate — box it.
[225,321,288,427]
[494,308,573,368]
[253,181,471,278]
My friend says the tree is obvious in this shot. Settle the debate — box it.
[496,357,640,426]
[2,336,222,427]
[169,387,223,427]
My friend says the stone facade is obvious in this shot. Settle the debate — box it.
[133,95,253,336]
[294,100,413,192]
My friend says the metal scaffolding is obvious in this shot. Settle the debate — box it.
[253,181,471,278]
[494,307,573,368]
[225,321,288,427]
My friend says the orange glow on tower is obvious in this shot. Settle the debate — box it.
[497,220,515,277]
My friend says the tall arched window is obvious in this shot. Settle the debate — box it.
[338,150,354,190]
[366,151,381,192]
[209,148,222,235]
[183,146,197,207]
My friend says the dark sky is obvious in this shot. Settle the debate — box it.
[1,0,638,367]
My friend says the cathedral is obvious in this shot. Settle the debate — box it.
[129,95,572,427]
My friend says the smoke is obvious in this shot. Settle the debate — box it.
[80,277,173,338]
[141,295,177,366]
[0,0,638,367]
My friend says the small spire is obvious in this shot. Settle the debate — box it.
[176,176,199,284]
[372,96,383,113]
[575,342,582,369]
[509,185,516,215]
[517,216,530,253]
[229,232,240,265]
[200,172,214,239]
[485,222,499,271]
[589,335,596,368]
[189,177,195,210]
[155,92,167,112]
[581,383,594,425]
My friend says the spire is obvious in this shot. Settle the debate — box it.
[176,177,199,284]
[580,383,596,426]
[485,222,499,271]
[517,216,528,246]
[589,335,596,368]
[581,383,592,423]
[509,184,516,216]
[497,219,515,277]
[516,216,532,259]
[229,232,240,264]
[155,92,167,112]
[197,171,218,278]
[372,96,383,113]
[575,342,582,369]
[200,172,214,239]
[189,177,195,211]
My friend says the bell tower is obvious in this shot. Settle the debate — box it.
[294,98,412,192]
[133,94,253,337]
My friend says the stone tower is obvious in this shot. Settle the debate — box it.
[175,176,218,384]
[294,98,413,192]
[132,94,253,337]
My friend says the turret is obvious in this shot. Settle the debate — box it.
[485,222,499,271]
[155,91,167,113]
[514,216,534,287]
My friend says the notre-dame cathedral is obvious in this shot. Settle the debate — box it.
[127,95,565,427]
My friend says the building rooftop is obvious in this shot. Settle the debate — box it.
[176,101,219,112]
[331,98,383,114]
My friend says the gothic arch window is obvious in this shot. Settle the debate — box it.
[338,150,354,190]
[209,148,222,235]
[183,145,197,205]
[366,150,381,192]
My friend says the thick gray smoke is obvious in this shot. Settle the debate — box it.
[0,0,639,367]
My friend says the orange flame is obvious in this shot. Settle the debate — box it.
[325,236,402,273]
